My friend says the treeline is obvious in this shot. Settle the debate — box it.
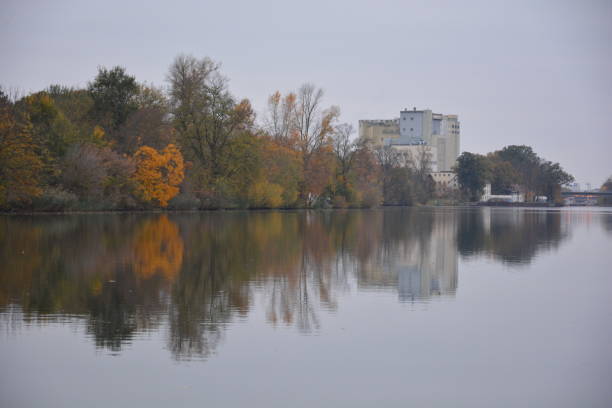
[454,145,574,203]
[1,55,438,212]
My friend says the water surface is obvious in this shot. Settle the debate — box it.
[1,207,611,407]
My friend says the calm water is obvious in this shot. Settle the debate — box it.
[1,207,611,407]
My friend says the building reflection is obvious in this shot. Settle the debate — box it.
[356,210,458,302]
[0,207,582,360]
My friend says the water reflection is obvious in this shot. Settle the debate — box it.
[457,208,568,264]
[0,208,587,360]
[356,210,458,302]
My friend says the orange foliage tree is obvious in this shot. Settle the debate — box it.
[258,137,302,207]
[304,147,336,204]
[133,144,184,207]
[262,85,338,206]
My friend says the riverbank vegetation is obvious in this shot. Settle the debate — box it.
[0,55,443,212]
[1,55,575,211]
[454,145,574,203]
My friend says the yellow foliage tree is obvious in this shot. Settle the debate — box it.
[248,180,284,208]
[0,96,43,207]
[260,137,302,206]
[133,144,184,207]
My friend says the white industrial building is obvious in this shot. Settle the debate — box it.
[359,107,461,173]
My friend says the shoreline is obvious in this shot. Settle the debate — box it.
[4,203,612,216]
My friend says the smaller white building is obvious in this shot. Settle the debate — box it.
[481,183,524,203]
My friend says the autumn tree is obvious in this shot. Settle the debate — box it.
[46,85,100,145]
[294,84,339,202]
[258,137,302,207]
[0,90,43,208]
[133,144,185,207]
[61,143,135,207]
[263,91,297,145]
[348,144,383,207]
[304,146,336,206]
[61,144,108,200]
[23,92,77,159]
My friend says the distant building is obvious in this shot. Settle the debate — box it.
[393,144,439,172]
[358,119,399,147]
[359,107,460,172]
[481,183,524,203]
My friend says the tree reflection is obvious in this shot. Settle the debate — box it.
[0,214,182,351]
[457,208,568,264]
[0,207,579,360]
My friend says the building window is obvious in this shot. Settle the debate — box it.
[410,117,414,120]
[410,128,413,131]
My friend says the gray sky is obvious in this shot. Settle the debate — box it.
[2,0,611,185]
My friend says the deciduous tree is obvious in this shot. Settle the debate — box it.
[88,66,139,132]
[167,55,254,196]
[133,144,185,207]
[263,91,297,145]
[454,152,490,201]
[0,91,43,208]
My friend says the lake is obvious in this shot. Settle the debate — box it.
[1,207,611,407]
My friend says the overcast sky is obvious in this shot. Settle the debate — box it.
[2,0,611,185]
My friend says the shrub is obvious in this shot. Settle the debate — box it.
[168,193,201,210]
[31,187,78,211]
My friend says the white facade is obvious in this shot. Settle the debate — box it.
[481,183,524,203]
[395,108,460,172]
[360,107,460,172]
[393,144,438,172]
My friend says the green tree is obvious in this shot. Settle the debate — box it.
[167,55,254,202]
[385,167,413,205]
[496,145,540,199]
[88,66,139,132]
[47,85,97,144]
[487,157,518,194]
[454,152,490,201]
[538,160,574,203]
